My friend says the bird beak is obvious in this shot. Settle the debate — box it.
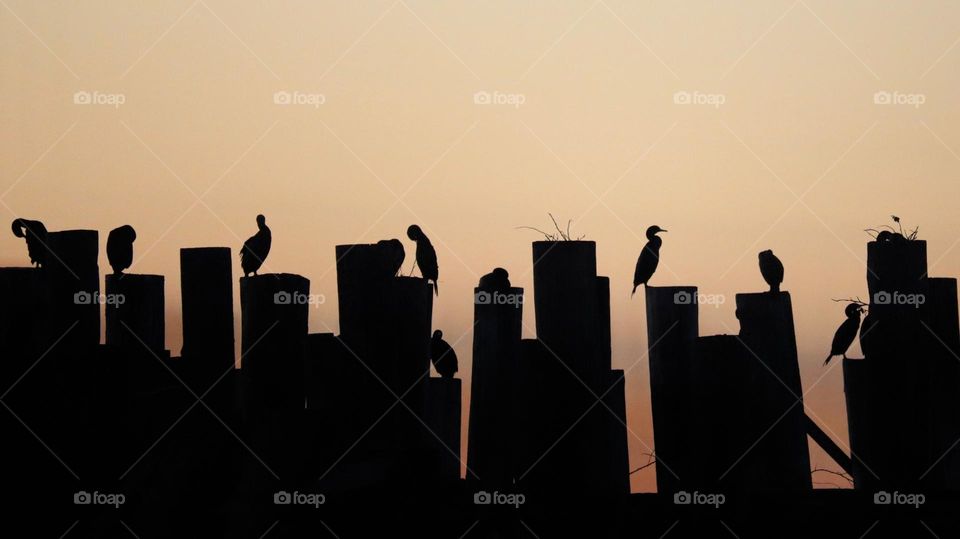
[660,229,668,233]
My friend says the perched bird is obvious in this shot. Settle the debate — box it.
[106,225,137,275]
[876,230,905,243]
[824,303,864,365]
[430,330,458,378]
[758,249,784,293]
[632,225,667,296]
[478,267,511,291]
[407,224,438,295]
[376,239,405,277]
[11,218,48,268]
[240,214,271,277]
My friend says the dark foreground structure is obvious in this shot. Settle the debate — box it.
[2,230,960,538]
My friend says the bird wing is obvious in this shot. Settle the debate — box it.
[830,318,859,355]
[634,244,658,285]
[418,242,439,280]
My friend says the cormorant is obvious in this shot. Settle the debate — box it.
[106,225,137,275]
[376,239,405,277]
[758,249,784,293]
[632,225,666,296]
[11,218,47,268]
[240,214,271,277]
[430,330,458,378]
[478,267,511,291]
[876,230,906,243]
[823,303,864,365]
[407,224,438,295]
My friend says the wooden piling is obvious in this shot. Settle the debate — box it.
[105,274,165,353]
[644,285,699,494]
[240,273,310,410]
[532,241,600,374]
[46,230,100,348]
[735,291,812,491]
[467,286,523,487]
[180,247,234,371]
[423,376,462,482]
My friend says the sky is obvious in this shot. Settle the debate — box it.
[3,0,960,493]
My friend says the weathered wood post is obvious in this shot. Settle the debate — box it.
[239,273,310,486]
[845,239,929,489]
[645,285,699,494]
[532,241,600,374]
[46,230,100,349]
[735,291,812,490]
[105,274,165,353]
[921,277,960,489]
[240,273,310,410]
[468,286,524,487]
[333,245,434,481]
[423,376,462,482]
[180,247,235,372]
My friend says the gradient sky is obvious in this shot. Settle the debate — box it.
[3,1,960,492]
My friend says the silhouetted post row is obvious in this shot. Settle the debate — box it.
[645,284,813,493]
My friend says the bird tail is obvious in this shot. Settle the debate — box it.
[433,280,438,296]
[631,284,637,298]
[823,355,832,366]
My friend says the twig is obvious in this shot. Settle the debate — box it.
[811,466,853,485]
[629,451,657,475]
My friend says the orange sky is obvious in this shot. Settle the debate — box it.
[3,1,960,492]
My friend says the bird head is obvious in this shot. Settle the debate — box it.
[117,225,137,242]
[407,224,423,241]
[492,267,509,280]
[432,329,443,340]
[646,225,666,239]
[256,214,266,228]
[11,219,25,238]
[759,249,773,258]
[845,303,864,318]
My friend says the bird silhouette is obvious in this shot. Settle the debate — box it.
[407,224,438,295]
[11,218,48,268]
[376,239,405,277]
[430,329,458,378]
[758,249,784,293]
[240,214,271,277]
[824,303,864,365]
[478,267,511,291]
[876,230,906,243]
[632,225,666,296]
[106,225,137,275]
